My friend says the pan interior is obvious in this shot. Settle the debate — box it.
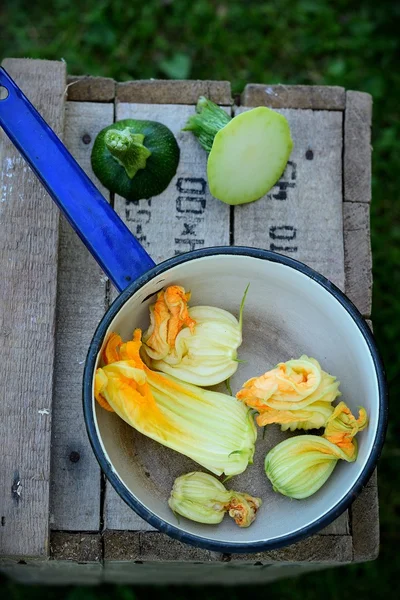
[93,253,379,546]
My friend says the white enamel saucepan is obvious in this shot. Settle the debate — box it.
[0,68,387,553]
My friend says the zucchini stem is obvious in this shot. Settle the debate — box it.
[105,128,152,179]
[182,96,231,152]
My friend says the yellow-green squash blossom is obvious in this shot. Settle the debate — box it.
[169,471,261,527]
[237,356,340,431]
[95,330,256,477]
[141,285,246,386]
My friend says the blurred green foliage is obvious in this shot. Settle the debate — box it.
[1,0,399,597]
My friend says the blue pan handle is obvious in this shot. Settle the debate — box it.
[0,67,155,292]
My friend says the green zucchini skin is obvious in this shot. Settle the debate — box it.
[91,119,180,201]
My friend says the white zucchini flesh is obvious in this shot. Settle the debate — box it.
[207,107,293,206]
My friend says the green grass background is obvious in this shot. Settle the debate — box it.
[1,0,399,597]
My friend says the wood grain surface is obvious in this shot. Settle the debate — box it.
[234,107,345,290]
[343,201,372,316]
[344,91,372,203]
[0,58,66,558]
[67,76,115,102]
[242,84,345,110]
[116,80,232,105]
[49,102,113,531]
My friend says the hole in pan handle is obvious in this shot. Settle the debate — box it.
[0,85,9,100]
[0,67,155,292]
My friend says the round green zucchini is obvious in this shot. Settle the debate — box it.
[91,119,180,202]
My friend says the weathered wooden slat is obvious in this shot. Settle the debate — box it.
[103,561,329,586]
[344,91,372,203]
[348,340,377,571]
[105,102,231,527]
[366,468,378,488]
[320,512,349,535]
[50,532,102,562]
[1,532,102,584]
[229,534,353,564]
[0,562,103,585]
[104,485,155,531]
[116,80,232,105]
[241,85,345,110]
[49,102,113,530]
[343,202,372,316]
[0,58,66,559]
[67,75,115,102]
[350,485,380,562]
[104,531,221,562]
[103,531,352,564]
[233,108,345,290]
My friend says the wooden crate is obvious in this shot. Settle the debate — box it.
[0,59,377,585]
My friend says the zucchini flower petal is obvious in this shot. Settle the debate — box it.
[227,493,262,527]
[168,471,261,527]
[95,330,256,476]
[94,368,114,412]
[257,401,335,432]
[142,285,245,386]
[323,401,368,460]
[237,356,321,408]
[144,286,195,359]
[102,332,123,365]
[264,435,354,500]
[237,356,340,431]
